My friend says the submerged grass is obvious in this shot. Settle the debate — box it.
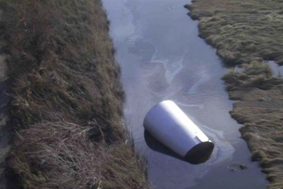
[186,0,283,188]
[1,0,148,188]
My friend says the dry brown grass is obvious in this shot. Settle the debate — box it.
[186,0,283,188]
[186,0,283,66]
[229,86,283,189]
[0,0,148,188]
[9,121,147,189]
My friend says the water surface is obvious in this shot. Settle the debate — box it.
[266,60,283,77]
[103,0,268,188]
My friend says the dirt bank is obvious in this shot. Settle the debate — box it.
[0,0,148,188]
[185,0,283,188]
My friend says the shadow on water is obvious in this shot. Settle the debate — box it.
[144,130,213,164]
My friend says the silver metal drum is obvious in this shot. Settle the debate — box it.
[143,100,214,164]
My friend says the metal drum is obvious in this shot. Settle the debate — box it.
[143,100,214,164]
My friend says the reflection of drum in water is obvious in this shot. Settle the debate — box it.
[143,100,214,164]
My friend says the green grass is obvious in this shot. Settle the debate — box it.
[1,0,148,188]
[186,0,283,188]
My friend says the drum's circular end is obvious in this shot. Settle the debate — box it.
[184,141,214,164]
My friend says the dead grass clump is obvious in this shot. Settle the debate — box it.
[9,121,148,189]
[1,0,148,188]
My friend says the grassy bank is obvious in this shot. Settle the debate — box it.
[185,0,283,188]
[1,0,148,188]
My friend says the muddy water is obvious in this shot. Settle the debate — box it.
[102,0,268,188]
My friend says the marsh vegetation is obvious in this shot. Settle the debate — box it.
[186,0,283,188]
[1,0,148,188]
